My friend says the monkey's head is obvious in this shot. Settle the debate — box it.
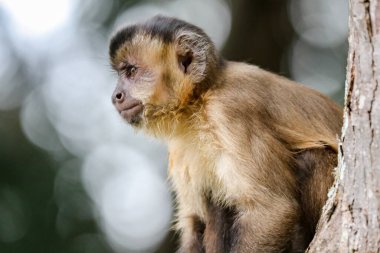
[109,16,221,135]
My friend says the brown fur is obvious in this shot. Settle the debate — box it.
[294,148,337,243]
[109,16,342,253]
[203,198,239,253]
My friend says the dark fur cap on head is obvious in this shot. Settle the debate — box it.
[110,15,211,59]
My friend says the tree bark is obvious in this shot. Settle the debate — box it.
[307,0,380,252]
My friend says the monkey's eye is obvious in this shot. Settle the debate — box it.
[121,64,138,78]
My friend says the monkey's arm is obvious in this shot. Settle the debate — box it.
[176,205,233,253]
[210,147,301,252]
[207,98,307,252]
[176,215,205,253]
[169,150,206,253]
[233,198,303,253]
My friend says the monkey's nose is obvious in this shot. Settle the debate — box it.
[112,91,125,104]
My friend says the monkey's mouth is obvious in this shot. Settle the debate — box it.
[118,101,144,125]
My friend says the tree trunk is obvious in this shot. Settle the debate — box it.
[307,0,380,252]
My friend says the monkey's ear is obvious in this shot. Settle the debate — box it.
[175,31,210,83]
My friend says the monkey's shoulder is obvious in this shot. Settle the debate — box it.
[204,61,342,151]
[218,61,326,101]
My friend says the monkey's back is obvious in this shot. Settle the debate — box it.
[208,61,342,153]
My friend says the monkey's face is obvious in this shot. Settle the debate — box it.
[109,16,218,132]
[111,36,193,127]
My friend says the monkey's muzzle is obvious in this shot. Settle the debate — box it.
[115,99,144,125]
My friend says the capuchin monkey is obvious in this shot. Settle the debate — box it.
[109,16,342,253]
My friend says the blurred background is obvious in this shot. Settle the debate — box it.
[0,0,348,252]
